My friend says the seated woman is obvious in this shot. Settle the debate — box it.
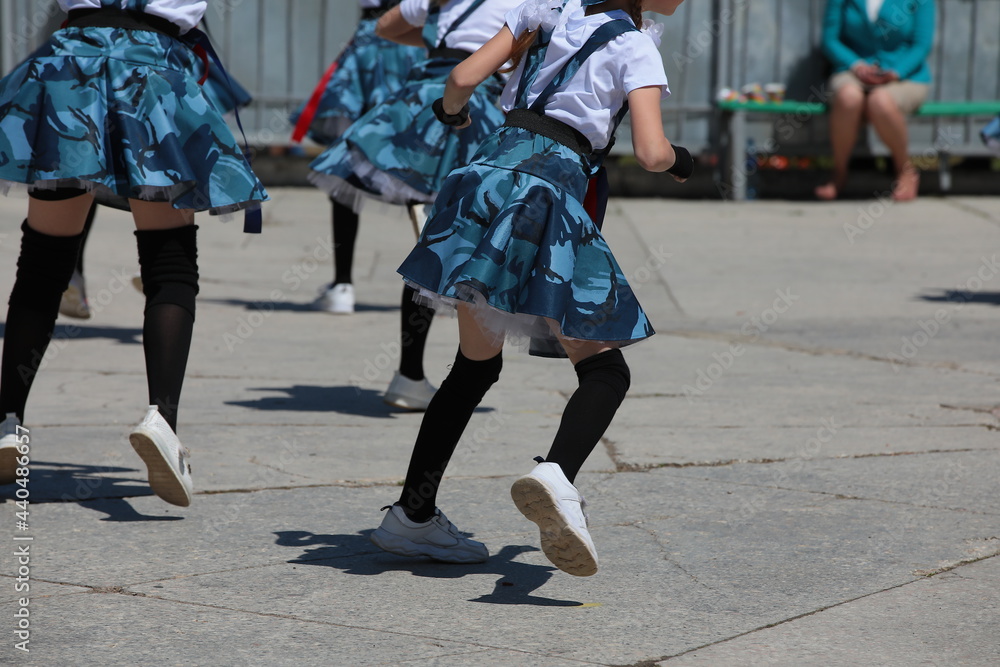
[816,0,935,201]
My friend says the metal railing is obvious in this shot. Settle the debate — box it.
[1,0,997,154]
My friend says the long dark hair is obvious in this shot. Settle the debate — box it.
[502,0,644,73]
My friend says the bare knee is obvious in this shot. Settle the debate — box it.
[131,200,195,231]
[832,84,865,113]
[866,88,902,119]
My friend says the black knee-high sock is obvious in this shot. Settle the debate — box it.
[0,222,84,422]
[75,202,98,275]
[544,349,631,483]
[135,226,199,433]
[399,285,435,381]
[331,199,358,286]
[398,349,502,522]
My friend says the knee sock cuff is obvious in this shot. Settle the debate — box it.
[9,221,84,309]
[437,348,503,404]
[574,348,631,403]
[135,226,200,318]
[453,348,503,386]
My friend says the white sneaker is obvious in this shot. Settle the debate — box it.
[407,203,428,238]
[0,413,23,485]
[313,283,354,314]
[370,504,489,563]
[511,461,598,576]
[383,372,437,411]
[128,406,193,507]
[59,270,91,319]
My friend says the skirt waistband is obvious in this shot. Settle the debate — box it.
[503,109,593,157]
[428,47,473,62]
[66,8,181,39]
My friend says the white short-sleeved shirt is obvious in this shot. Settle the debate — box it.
[866,0,886,22]
[58,1,207,33]
[399,0,522,52]
[499,1,669,151]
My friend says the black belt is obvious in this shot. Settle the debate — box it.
[361,7,388,21]
[504,109,594,157]
[66,8,181,39]
[428,47,473,62]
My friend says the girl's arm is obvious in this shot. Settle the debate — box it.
[439,26,516,125]
[376,6,425,46]
[628,86,685,179]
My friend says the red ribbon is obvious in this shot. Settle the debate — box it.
[193,44,210,85]
[291,60,340,143]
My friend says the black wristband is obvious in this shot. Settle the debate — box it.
[432,98,470,127]
[667,145,694,179]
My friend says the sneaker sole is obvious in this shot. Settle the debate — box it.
[370,528,487,564]
[511,476,598,576]
[0,446,18,485]
[382,393,430,411]
[129,430,192,507]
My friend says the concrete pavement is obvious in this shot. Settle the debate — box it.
[0,189,997,665]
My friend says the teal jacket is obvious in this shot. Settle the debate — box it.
[822,0,935,83]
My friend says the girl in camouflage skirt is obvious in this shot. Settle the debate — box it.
[290,0,424,316]
[0,0,268,507]
[309,0,523,413]
[370,0,692,576]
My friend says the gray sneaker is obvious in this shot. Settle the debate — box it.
[511,461,598,576]
[370,505,488,564]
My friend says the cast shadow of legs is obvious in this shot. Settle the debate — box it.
[228,385,494,418]
[275,530,583,607]
[0,461,182,522]
[0,322,142,345]
[227,385,397,418]
[200,297,399,314]
[917,290,1000,307]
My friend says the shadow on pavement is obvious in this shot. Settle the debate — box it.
[227,384,494,418]
[0,461,182,521]
[200,297,399,314]
[917,290,1000,306]
[0,322,142,345]
[227,385,398,418]
[274,530,583,607]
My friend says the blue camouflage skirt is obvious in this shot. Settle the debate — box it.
[289,18,423,145]
[308,57,505,212]
[0,26,268,215]
[397,126,654,351]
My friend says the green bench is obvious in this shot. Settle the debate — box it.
[717,99,1000,200]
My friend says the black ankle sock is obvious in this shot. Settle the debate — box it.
[399,285,434,381]
[544,349,631,483]
[135,226,199,432]
[332,199,358,286]
[0,222,84,422]
[398,349,502,522]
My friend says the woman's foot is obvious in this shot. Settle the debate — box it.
[312,283,354,314]
[128,405,193,507]
[370,505,489,563]
[511,461,598,576]
[814,182,840,201]
[892,166,920,202]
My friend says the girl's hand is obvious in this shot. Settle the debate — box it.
[432,99,471,128]
[670,174,688,184]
